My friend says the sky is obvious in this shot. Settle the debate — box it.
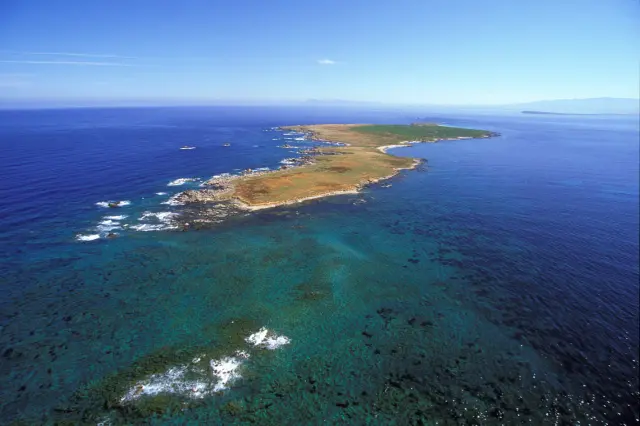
[0,0,638,106]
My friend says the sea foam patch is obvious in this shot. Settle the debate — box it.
[167,178,199,186]
[140,211,179,222]
[161,194,184,206]
[96,200,131,208]
[118,329,289,404]
[130,223,178,232]
[96,219,122,232]
[245,327,291,350]
[120,350,250,404]
[119,365,210,403]
[75,233,100,242]
[210,353,248,392]
[131,211,180,232]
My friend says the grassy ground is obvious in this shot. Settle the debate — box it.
[232,124,493,207]
[354,124,491,141]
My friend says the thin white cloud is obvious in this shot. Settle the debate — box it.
[0,50,216,63]
[26,51,136,59]
[0,50,135,59]
[317,59,336,65]
[0,60,132,67]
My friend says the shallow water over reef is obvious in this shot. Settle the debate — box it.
[0,107,638,424]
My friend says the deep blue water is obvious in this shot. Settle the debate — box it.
[0,107,638,424]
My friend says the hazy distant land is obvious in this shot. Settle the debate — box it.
[511,98,639,115]
[521,110,636,116]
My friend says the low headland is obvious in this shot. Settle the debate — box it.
[176,123,498,211]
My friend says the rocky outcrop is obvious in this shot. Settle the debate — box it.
[174,189,232,204]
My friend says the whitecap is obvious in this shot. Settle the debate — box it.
[210,173,232,179]
[75,234,100,242]
[97,219,122,232]
[210,355,245,392]
[103,215,128,220]
[156,192,167,196]
[130,223,178,232]
[161,194,184,206]
[120,365,210,403]
[180,146,196,150]
[96,200,131,208]
[140,211,179,222]
[119,350,250,403]
[245,327,291,350]
[167,178,199,186]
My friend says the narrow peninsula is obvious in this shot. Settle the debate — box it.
[176,124,498,210]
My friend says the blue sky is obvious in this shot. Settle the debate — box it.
[0,0,638,106]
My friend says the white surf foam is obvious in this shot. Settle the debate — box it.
[245,327,291,350]
[167,178,199,186]
[103,215,128,220]
[210,173,232,179]
[161,194,184,206]
[180,146,196,150]
[156,192,167,196]
[75,234,100,242]
[96,219,122,232]
[140,211,179,221]
[96,200,131,208]
[210,353,246,392]
[120,350,250,403]
[120,365,210,402]
[130,223,178,232]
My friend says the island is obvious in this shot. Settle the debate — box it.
[175,124,498,210]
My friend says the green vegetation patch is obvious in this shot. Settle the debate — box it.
[352,124,491,141]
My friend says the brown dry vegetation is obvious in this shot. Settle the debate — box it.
[232,125,414,206]
[229,124,492,207]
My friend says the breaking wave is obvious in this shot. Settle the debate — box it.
[75,234,100,242]
[167,178,199,187]
[118,328,289,404]
[95,200,131,208]
[245,327,291,350]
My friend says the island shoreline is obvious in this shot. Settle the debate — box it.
[174,123,498,212]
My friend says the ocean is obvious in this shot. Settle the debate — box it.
[0,107,638,424]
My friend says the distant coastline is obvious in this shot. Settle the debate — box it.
[521,110,636,116]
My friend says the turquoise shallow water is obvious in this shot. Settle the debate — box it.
[0,107,638,424]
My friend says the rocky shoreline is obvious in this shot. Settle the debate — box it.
[172,127,350,211]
